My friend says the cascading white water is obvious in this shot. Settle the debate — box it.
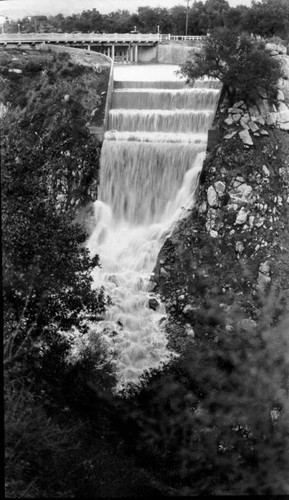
[86,65,220,391]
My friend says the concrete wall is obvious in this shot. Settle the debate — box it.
[138,45,158,63]
[138,43,196,64]
[157,44,194,64]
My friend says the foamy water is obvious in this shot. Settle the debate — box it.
[81,66,220,391]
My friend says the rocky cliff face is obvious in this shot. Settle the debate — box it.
[153,50,289,347]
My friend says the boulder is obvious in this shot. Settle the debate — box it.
[185,324,195,338]
[277,89,285,102]
[207,185,219,208]
[183,304,196,316]
[240,118,249,130]
[8,68,22,74]
[235,207,248,225]
[239,129,253,146]
[262,165,270,177]
[224,131,237,139]
[279,122,289,130]
[266,112,277,126]
[277,102,289,123]
[148,297,160,311]
[214,181,226,196]
[224,115,234,126]
[198,201,207,214]
[248,121,259,133]
[232,113,242,123]
[235,241,244,253]
[233,100,245,108]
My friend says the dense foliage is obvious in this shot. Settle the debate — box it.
[2,50,117,496]
[115,294,289,495]
[179,28,283,104]
[4,0,289,41]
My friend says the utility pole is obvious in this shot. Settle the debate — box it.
[185,0,190,37]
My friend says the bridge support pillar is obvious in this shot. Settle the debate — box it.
[111,44,115,60]
[134,44,138,63]
[107,46,111,57]
[87,44,91,51]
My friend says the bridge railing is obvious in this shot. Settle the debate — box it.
[0,32,161,43]
[161,34,207,42]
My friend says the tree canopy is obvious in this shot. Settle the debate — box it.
[5,0,289,40]
[179,28,283,104]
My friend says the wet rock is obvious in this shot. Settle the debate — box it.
[147,281,157,292]
[207,185,219,208]
[239,129,253,146]
[148,297,160,311]
[235,207,248,225]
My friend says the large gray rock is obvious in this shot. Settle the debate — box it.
[148,297,160,310]
[207,185,219,207]
[248,121,259,133]
[214,181,226,196]
[277,102,289,123]
[239,129,253,146]
[266,112,277,126]
[235,207,248,225]
[277,89,285,101]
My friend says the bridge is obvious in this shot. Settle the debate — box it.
[0,32,207,63]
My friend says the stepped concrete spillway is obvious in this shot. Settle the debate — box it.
[82,65,221,391]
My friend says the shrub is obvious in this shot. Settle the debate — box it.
[119,296,289,495]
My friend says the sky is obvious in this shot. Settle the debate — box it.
[0,0,253,21]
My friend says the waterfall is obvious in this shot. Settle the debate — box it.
[86,65,220,391]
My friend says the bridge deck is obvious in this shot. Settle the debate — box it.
[0,33,207,45]
[0,33,160,45]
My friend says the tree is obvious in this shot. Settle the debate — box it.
[241,0,289,39]
[179,28,283,104]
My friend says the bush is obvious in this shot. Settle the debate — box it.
[119,296,289,495]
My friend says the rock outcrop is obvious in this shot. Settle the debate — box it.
[152,50,289,346]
